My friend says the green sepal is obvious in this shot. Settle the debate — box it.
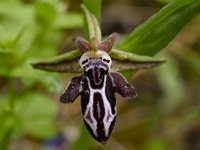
[32,48,165,73]
[31,49,82,73]
[110,49,165,72]
[81,4,101,42]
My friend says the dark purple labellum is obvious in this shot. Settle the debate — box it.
[60,35,137,144]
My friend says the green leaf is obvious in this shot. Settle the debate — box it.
[81,4,101,41]
[154,55,185,113]
[35,1,57,27]
[14,92,58,138]
[11,63,62,93]
[119,0,200,56]
[53,13,84,29]
[145,138,166,150]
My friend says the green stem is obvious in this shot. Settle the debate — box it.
[71,125,94,150]
[0,79,16,150]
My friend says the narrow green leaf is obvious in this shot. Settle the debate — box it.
[119,0,200,56]
[81,4,101,41]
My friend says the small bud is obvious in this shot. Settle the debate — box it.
[89,37,99,52]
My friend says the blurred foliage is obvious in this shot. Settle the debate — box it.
[0,0,200,150]
[0,0,83,149]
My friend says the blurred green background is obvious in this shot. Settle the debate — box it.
[0,0,200,150]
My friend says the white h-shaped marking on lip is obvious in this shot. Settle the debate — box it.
[83,75,116,137]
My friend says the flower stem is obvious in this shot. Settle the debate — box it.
[0,79,16,150]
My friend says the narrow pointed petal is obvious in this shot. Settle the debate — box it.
[74,37,90,53]
[98,33,120,52]
[81,4,101,41]
[110,72,137,98]
[60,74,83,103]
